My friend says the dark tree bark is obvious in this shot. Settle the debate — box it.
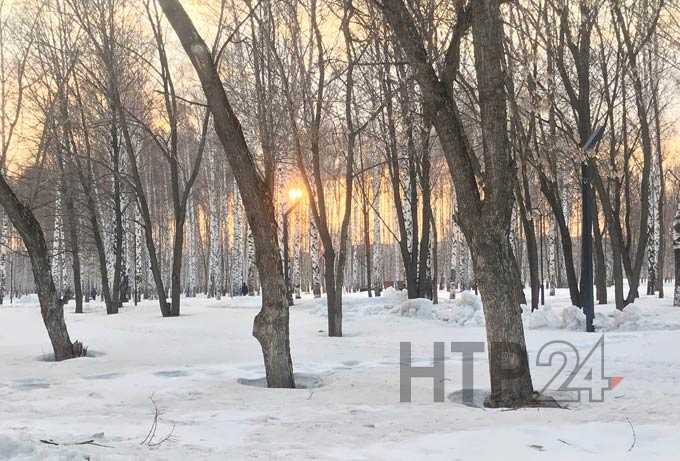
[54,99,84,314]
[56,153,83,314]
[0,172,83,360]
[144,3,209,317]
[376,0,534,406]
[69,77,115,314]
[652,41,665,298]
[537,175,581,306]
[361,174,373,297]
[514,158,539,311]
[159,0,295,387]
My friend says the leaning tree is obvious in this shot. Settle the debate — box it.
[158,0,295,388]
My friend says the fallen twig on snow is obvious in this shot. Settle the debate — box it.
[40,439,113,448]
[141,394,176,448]
[625,416,637,452]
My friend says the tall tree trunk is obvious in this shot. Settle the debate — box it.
[539,176,581,306]
[593,196,607,304]
[362,192,372,297]
[376,0,534,406]
[170,210,186,316]
[652,42,665,297]
[63,181,83,314]
[516,182,539,311]
[68,83,115,314]
[159,0,295,387]
[324,251,342,337]
[672,203,680,306]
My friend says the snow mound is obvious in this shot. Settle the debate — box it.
[0,436,35,460]
[13,294,39,305]
[523,304,562,329]
[594,304,680,331]
[523,304,585,330]
[561,305,586,330]
[438,291,485,326]
[308,292,396,318]
[593,304,643,331]
[0,435,80,460]
[611,304,643,329]
[382,286,408,301]
[393,298,434,319]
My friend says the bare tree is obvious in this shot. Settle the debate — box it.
[159,0,295,387]
[374,0,534,406]
[0,3,83,359]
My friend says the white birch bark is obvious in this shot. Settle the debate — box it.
[207,148,221,299]
[0,213,7,303]
[292,207,301,298]
[51,189,67,299]
[449,211,458,299]
[647,153,660,293]
[231,178,243,296]
[372,185,382,296]
[310,210,321,297]
[547,218,556,296]
[246,226,257,295]
[186,199,196,297]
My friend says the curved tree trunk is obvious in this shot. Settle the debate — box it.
[0,173,83,360]
[159,0,294,387]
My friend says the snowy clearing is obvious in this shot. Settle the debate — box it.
[1,287,680,460]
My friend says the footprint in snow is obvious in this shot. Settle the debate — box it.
[154,370,191,378]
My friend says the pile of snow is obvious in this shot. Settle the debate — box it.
[594,303,680,331]
[522,304,585,330]
[0,436,35,460]
[12,294,39,305]
[0,435,76,460]
[382,286,408,302]
[523,303,561,329]
[438,291,485,326]
[392,298,434,319]
[561,305,586,330]
[308,288,404,318]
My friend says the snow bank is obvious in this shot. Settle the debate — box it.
[437,291,485,326]
[593,303,680,331]
[0,436,78,460]
[0,436,35,460]
[392,298,434,319]
[12,294,39,305]
[382,286,407,301]
[522,304,585,330]
[561,305,586,330]
[309,288,405,318]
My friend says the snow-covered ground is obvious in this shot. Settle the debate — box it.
[1,286,680,460]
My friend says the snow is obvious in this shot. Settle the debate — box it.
[436,291,486,326]
[394,298,434,319]
[1,285,680,459]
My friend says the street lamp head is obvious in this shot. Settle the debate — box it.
[288,188,303,202]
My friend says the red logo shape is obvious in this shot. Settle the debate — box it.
[609,376,624,389]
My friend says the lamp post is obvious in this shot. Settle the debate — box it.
[283,188,303,306]
[581,126,605,333]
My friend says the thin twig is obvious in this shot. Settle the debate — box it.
[625,416,637,452]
